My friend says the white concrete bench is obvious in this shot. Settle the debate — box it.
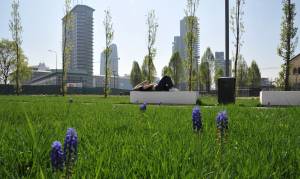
[260,91,300,106]
[130,91,199,105]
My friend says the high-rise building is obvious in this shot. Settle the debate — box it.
[62,5,94,87]
[172,16,200,68]
[100,44,119,76]
[214,51,232,77]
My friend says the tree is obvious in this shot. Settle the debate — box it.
[275,65,285,89]
[9,0,22,95]
[247,60,261,88]
[236,56,248,89]
[169,52,184,87]
[141,55,156,82]
[200,47,215,92]
[9,52,31,85]
[214,68,224,90]
[161,66,172,77]
[0,39,16,85]
[230,0,245,91]
[62,0,72,96]
[277,0,298,91]
[146,10,158,82]
[199,61,210,92]
[185,0,200,91]
[103,9,114,98]
[130,61,142,87]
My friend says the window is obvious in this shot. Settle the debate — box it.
[293,68,297,75]
[298,67,300,75]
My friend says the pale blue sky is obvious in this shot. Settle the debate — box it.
[0,0,299,79]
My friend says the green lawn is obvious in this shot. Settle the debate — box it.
[0,95,299,178]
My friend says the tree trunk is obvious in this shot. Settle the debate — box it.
[62,15,68,97]
[285,0,292,91]
[234,1,240,94]
[105,48,108,98]
[16,42,19,96]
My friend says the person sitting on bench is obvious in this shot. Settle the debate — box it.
[133,76,174,91]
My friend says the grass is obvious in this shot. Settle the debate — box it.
[0,95,299,178]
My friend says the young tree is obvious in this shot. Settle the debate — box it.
[199,61,210,92]
[247,60,261,88]
[277,0,298,91]
[236,56,248,89]
[9,0,22,95]
[200,47,215,92]
[9,52,31,85]
[214,68,224,90]
[62,0,72,96]
[275,65,285,89]
[169,52,184,87]
[130,61,142,87]
[230,0,245,91]
[103,9,114,98]
[185,0,200,91]
[146,10,158,82]
[141,55,156,82]
[0,39,16,85]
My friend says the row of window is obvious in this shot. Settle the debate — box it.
[293,67,300,75]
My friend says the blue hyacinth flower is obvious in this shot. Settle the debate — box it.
[216,111,229,131]
[140,102,147,111]
[64,128,78,176]
[50,141,64,171]
[192,106,202,131]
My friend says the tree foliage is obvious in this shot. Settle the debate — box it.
[9,0,22,95]
[130,61,142,87]
[236,56,248,88]
[9,51,31,85]
[200,47,215,92]
[247,60,261,88]
[214,68,224,90]
[199,61,210,92]
[161,66,172,77]
[146,10,158,82]
[230,0,245,91]
[185,0,199,91]
[103,9,114,98]
[62,0,73,96]
[0,39,16,85]
[142,55,156,82]
[277,0,298,91]
[168,52,184,87]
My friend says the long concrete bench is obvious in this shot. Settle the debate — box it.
[130,91,199,105]
[260,91,300,106]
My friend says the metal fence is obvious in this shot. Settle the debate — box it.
[0,85,130,95]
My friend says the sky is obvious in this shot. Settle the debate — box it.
[0,0,299,80]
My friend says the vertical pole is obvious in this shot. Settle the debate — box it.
[225,0,230,77]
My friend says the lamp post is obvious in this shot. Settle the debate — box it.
[48,50,58,86]
[225,0,229,77]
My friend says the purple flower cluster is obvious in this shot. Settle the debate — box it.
[216,111,229,131]
[140,102,147,111]
[192,106,202,131]
[50,141,64,171]
[64,128,78,163]
[50,128,78,173]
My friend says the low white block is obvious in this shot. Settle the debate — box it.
[130,91,199,105]
[260,91,300,106]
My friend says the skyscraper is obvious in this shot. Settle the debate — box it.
[62,5,94,87]
[100,44,119,76]
[172,16,200,68]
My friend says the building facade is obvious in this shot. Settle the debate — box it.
[289,53,300,89]
[93,75,132,90]
[100,44,119,76]
[172,16,200,68]
[62,5,94,87]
